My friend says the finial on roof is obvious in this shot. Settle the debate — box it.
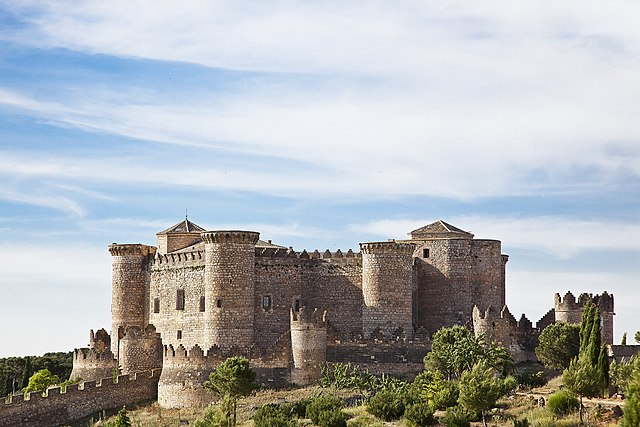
[185,208,188,220]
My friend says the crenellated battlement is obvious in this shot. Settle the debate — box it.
[554,291,615,313]
[255,247,360,260]
[0,370,160,427]
[73,347,115,364]
[150,250,204,267]
[121,324,161,340]
[360,241,415,255]
[162,343,248,363]
[201,230,260,244]
[291,306,327,327]
[108,243,156,257]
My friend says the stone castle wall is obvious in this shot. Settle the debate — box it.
[149,250,206,348]
[0,370,159,427]
[412,238,506,335]
[554,291,615,344]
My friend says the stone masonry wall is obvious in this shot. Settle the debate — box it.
[0,370,159,427]
[412,238,505,336]
[149,251,206,349]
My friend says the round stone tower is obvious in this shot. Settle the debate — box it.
[202,230,260,350]
[290,307,328,386]
[360,241,415,339]
[119,324,163,375]
[108,243,156,355]
[554,291,615,344]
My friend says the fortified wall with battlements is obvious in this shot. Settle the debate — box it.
[9,218,614,419]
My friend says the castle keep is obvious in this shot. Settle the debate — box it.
[68,219,614,408]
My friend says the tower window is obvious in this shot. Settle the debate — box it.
[262,295,272,310]
[422,248,430,258]
[177,330,182,340]
[199,296,206,312]
[294,298,301,312]
[176,289,185,310]
[216,298,223,308]
[153,297,160,313]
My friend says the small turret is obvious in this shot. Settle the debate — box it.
[290,307,328,385]
[360,241,415,339]
[118,324,163,375]
[554,291,615,344]
[70,329,117,381]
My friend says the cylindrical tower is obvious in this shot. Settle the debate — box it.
[290,307,327,386]
[119,325,163,375]
[108,243,156,355]
[202,230,260,350]
[360,241,415,339]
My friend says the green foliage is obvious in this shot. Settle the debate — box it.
[635,331,640,344]
[515,370,546,388]
[111,406,132,427]
[253,404,298,427]
[412,370,458,410]
[281,398,310,418]
[442,405,474,427]
[611,356,640,394]
[0,352,72,396]
[425,326,513,380]
[535,323,580,371]
[458,361,502,426]
[204,357,259,426]
[501,375,518,396]
[513,419,529,427]
[306,395,344,425]
[563,355,603,400]
[23,369,59,394]
[547,390,579,416]
[366,389,406,421]
[192,405,227,427]
[622,370,640,426]
[320,362,376,392]
[622,332,627,346]
[317,408,347,427]
[404,401,437,427]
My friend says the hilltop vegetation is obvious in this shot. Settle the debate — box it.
[0,352,72,396]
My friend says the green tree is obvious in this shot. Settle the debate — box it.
[635,331,640,344]
[563,356,602,424]
[623,370,640,426]
[458,361,502,427]
[20,357,32,390]
[204,356,259,426]
[535,322,580,371]
[425,326,513,380]
[110,406,132,427]
[23,369,59,394]
[622,332,628,346]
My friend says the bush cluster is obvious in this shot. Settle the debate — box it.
[253,403,298,427]
[547,390,579,416]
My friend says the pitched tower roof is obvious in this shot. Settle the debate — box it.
[156,219,206,235]
[408,220,474,240]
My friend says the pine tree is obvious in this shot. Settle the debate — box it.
[579,302,594,355]
[623,371,640,426]
[622,332,628,346]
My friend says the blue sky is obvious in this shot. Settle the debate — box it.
[0,1,639,357]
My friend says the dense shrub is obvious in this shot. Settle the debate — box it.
[192,405,226,427]
[442,405,474,427]
[413,370,459,410]
[547,390,579,416]
[516,371,546,388]
[513,419,529,427]
[282,398,310,418]
[253,403,297,427]
[317,408,347,427]
[366,389,406,421]
[306,395,344,425]
[404,401,437,427]
[502,375,519,396]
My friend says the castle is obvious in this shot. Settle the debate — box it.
[67,219,615,408]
